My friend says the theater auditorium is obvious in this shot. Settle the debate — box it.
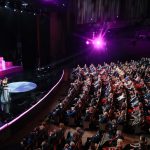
[0,0,150,149]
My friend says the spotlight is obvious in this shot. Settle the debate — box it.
[86,41,90,45]
[14,9,16,12]
[4,5,7,8]
[20,10,23,13]
[92,37,106,49]
[96,40,101,45]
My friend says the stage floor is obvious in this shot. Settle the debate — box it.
[0,66,23,77]
[8,81,37,93]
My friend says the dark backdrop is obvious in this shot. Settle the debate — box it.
[0,8,17,61]
[0,8,37,69]
[0,7,71,70]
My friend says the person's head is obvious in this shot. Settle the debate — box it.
[139,135,147,144]
[117,138,124,149]
[4,77,8,82]
[103,111,108,117]
[116,130,122,137]
[70,141,75,149]
[64,143,69,149]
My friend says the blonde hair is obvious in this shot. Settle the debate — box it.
[117,138,124,149]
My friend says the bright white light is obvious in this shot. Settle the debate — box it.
[93,37,106,49]
[86,41,90,45]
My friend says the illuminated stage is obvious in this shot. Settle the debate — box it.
[0,66,23,77]
[0,69,64,133]
[8,81,37,93]
[0,56,23,77]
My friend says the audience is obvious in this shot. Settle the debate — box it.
[20,57,150,149]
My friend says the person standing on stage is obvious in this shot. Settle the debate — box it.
[0,77,11,114]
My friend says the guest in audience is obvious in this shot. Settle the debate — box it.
[139,135,148,150]
[20,58,150,150]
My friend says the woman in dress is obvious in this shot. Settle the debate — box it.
[0,77,11,113]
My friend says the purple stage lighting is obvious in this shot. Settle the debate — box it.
[86,41,90,45]
[93,37,105,49]
[42,0,56,3]
[43,0,53,1]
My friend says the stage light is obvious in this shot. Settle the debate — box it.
[86,41,90,45]
[21,10,23,13]
[43,0,50,1]
[96,40,101,45]
[92,37,106,49]
[14,9,16,12]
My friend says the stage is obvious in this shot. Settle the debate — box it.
[0,82,37,115]
[8,81,37,93]
[0,68,64,131]
[0,66,23,77]
[0,56,23,77]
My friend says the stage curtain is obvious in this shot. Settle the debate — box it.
[50,12,67,62]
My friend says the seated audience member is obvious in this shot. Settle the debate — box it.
[116,138,124,150]
[139,135,148,150]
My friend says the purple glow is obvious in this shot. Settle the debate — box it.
[86,41,90,45]
[43,0,53,1]
[0,70,64,131]
[42,0,56,3]
[92,37,105,49]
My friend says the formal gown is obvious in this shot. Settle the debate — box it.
[1,85,11,113]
